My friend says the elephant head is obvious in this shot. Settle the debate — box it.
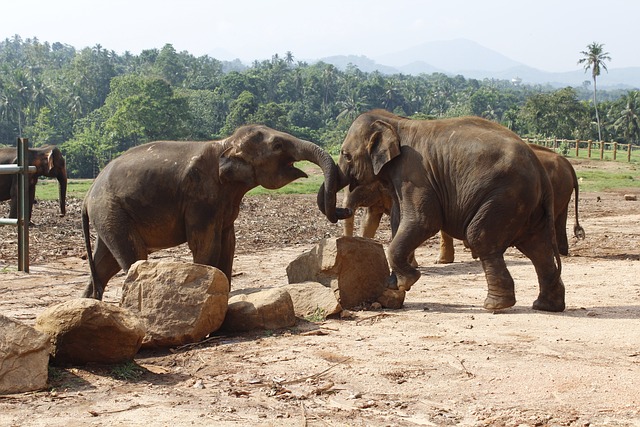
[318,110,401,221]
[218,125,344,222]
[30,146,68,217]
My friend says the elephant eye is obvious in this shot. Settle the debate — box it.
[341,150,352,163]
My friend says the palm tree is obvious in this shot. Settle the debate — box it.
[578,42,611,141]
[613,91,640,144]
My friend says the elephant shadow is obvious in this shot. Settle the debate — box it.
[400,301,640,320]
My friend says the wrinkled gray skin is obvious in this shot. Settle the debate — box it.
[82,125,343,300]
[0,145,68,220]
[346,143,586,261]
[318,110,565,312]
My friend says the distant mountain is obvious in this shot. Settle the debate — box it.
[314,39,640,89]
[316,55,399,74]
[377,38,522,73]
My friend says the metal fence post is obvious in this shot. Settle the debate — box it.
[17,138,29,272]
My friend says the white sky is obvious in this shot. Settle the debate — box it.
[2,0,637,72]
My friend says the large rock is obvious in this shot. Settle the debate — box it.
[34,299,145,366]
[286,237,396,309]
[284,281,342,318]
[221,288,296,332]
[0,315,50,394]
[121,260,229,348]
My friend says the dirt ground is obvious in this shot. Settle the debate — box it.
[1,158,639,427]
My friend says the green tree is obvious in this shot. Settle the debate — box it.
[578,42,611,141]
[222,90,258,135]
[612,91,640,144]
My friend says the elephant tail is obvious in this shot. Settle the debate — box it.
[82,201,101,299]
[571,167,586,240]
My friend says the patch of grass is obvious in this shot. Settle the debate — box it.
[575,170,640,192]
[35,179,92,200]
[109,361,145,381]
[305,307,327,323]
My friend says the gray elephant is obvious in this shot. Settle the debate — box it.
[318,110,565,312]
[82,125,344,300]
[0,145,68,220]
[345,143,586,262]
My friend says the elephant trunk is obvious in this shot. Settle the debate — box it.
[316,175,351,224]
[293,140,348,224]
[56,167,67,217]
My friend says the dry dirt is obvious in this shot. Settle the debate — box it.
[1,158,640,427]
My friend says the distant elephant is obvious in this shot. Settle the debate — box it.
[82,125,343,300]
[0,145,68,220]
[318,110,565,312]
[344,143,586,262]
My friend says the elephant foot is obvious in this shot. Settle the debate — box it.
[386,270,420,292]
[533,278,566,312]
[532,298,565,312]
[483,294,516,311]
[436,255,454,264]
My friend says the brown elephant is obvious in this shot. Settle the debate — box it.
[82,125,344,300]
[318,110,565,312]
[344,143,586,262]
[0,145,67,220]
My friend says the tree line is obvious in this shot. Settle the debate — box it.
[1,35,638,178]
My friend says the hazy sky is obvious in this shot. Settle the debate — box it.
[2,0,637,72]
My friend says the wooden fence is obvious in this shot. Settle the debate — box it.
[524,138,640,162]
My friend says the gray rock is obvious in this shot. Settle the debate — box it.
[286,237,394,309]
[221,288,296,332]
[34,299,144,366]
[0,314,50,394]
[121,260,229,348]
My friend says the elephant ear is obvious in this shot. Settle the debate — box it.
[368,120,401,175]
[219,145,254,185]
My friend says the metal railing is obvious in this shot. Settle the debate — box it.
[0,138,35,272]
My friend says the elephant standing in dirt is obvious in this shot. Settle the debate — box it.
[82,125,343,300]
[344,143,586,262]
[0,145,67,220]
[318,110,565,312]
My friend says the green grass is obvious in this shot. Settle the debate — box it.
[575,170,640,192]
[36,178,93,200]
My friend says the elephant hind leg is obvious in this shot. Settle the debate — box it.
[82,236,124,300]
[517,234,565,312]
[555,207,570,256]
[479,253,516,310]
[437,231,455,264]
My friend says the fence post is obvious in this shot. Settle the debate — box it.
[587,140,592,158]
[613,142,617,160]
[17,138,30,272]
[600,141,604,160]
[629,144,632,162]
[575,140,580,157]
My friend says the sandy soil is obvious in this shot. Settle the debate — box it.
[1,158,639,427]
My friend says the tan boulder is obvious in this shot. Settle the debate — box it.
[35,299,144,366]
[221,288,296,332]
[284,281,342,318]
[0,314,50,394]
[286,237,397,309]
[121,260,229,348]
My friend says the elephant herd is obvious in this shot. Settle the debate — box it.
[2,110,586,313]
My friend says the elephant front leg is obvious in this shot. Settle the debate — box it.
[387,235,422,292]
[479,254,516,310]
